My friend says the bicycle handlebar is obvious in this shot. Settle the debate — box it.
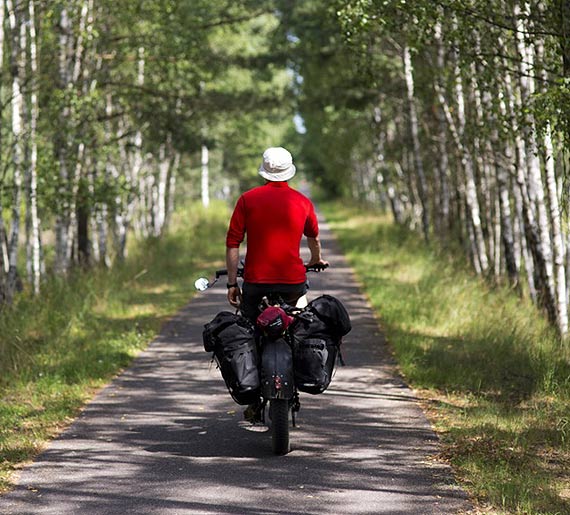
[215,263,328,279]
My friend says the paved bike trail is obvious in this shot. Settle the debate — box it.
[0,216,472,514]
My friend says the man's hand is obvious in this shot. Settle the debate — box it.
[307,258,329,268]
[227,286,242,307]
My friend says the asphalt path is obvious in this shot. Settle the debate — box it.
[0,215,472,514]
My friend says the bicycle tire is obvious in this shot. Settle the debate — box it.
[270,399,290,455]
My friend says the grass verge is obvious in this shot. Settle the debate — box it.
[0,202,228,493]
[321,202,570,515]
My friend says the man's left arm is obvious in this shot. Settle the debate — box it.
[307,236,328,267]
[304,203,329,267]
[226,247,241,307]
[226,196,245,307]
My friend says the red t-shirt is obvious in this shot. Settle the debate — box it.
[226,182,319,284]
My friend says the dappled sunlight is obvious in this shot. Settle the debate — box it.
[0,210,471,514]
[322,202,570,514]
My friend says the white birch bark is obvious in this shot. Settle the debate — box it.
[5,0,24,299]
[469,59,495,273]
[155,136,172,235]
[66,143,85,264]
[566,224,570,309]
[0,0,7,284]
[87,156,100,263]
[164,150,179,230]
[543,125,568,334]
[72,0,91,84]
[514,3,557,323]
[55,6,71,273]
[502,65,541,302]
[454,47,488,272]
[201,143,210,208]
[535,25,568,335]
[112,159,128,260]
[28,0,41,294]
[503,67,533,283]
[97,92,114,266]
[435,82,489,273]
[110,114,130,260]
[496,111,520,286]
[434,21,450,235]
[148,161,158,235]
[403,45,429,241]
[132,47,146,237]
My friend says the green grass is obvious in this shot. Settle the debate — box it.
[0,202,228,493]
[321,202,570,515]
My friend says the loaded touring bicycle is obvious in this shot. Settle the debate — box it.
[196,264,351,455]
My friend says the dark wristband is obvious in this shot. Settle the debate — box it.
[227,282,238,289]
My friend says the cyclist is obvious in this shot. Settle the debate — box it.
[225,147,328,422]
[225,146,328,323]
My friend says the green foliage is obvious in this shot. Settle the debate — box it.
[280,0,380,197]
[0,202,228,492]
[323,202,570,514]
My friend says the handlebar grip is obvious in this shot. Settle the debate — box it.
[306,263,329,272]
[215,268,244,279]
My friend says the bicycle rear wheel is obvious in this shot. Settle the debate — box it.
[270,399,290,455]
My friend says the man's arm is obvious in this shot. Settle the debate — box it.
[226,247,241,307]
[226,195,245,308]
[307,236,329,267]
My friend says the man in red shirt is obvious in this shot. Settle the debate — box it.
[226,147,328,321]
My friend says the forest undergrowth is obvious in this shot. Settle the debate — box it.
[0,202,228,493]
[322,202,570,515]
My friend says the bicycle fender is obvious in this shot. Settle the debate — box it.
[260,338,295,400]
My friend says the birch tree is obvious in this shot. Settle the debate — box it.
[5,0,25,300]
[403,45,429,242]
[330,0,569,335]
[27,0,41,294]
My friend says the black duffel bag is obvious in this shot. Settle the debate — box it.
[291,295,351,395]
[203,312,260,405]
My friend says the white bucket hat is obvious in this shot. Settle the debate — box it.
[258,147,296,182]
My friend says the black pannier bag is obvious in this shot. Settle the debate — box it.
[203,312,260,405]
[291,295,351,395]
[293,337,329,391]
[309,294,351,338]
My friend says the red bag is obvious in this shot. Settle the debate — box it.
[256,306,294,337]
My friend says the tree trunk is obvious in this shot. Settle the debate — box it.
[403,45,429,242]
[497,146,520,289]
[66,142,85,265]
[543,124,568,335]
[514,2,558,324]
[0,0,6,299]
[5,0,25,300]
[201,143,210,208]
[435,18,452,236]
[54,6,72,274]
[493,91,520,289]
[469,57,495,271]
[27,0,41,294]
[164,149,180,230]
[77,176,90,266]
[535,23,568,335]
[435,82,489,273]
[155,137,172,236]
